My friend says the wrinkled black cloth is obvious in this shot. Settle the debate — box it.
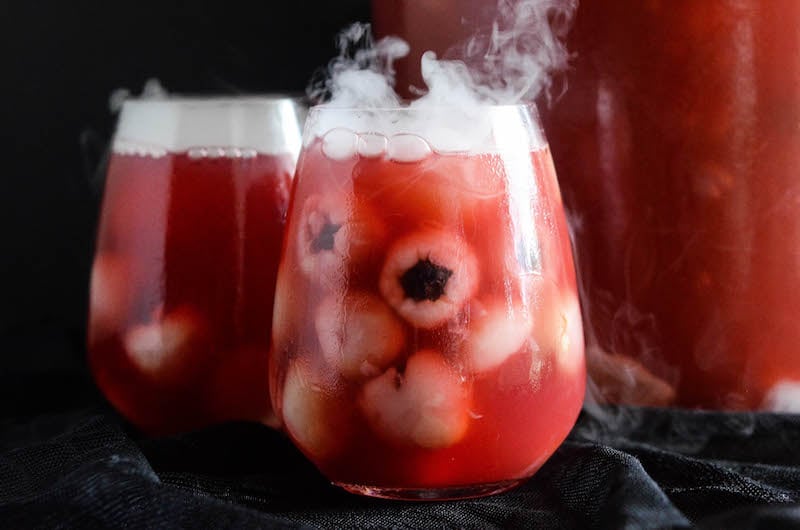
[2,406,800,529]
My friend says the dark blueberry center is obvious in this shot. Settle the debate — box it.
[399,258,453,302]
[312,221,341,252]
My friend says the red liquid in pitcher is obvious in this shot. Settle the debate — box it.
[270,138,584,492]
[89,150,292,434]
[543,1,800,409]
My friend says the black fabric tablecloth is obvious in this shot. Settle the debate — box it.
[3,403,800,529]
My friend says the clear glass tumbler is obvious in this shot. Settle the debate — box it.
[89,96,303,435]
[270,104,585,500]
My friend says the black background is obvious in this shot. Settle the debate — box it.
[0,0,371,418]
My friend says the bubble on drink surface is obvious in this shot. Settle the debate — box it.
[322,128,358,160]
[188,148,208,159]
[306,1,574,152]
[763,381,800,412]
[113,140,168,159]
[387,134,432,163]
[224,147,242,158]
[357,133,388,158]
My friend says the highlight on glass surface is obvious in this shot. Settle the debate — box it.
[88,95,303,435]
[269,102,585,500]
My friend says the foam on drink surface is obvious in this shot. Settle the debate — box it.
[112,97,304,158]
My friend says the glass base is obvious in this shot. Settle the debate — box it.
[334,478,527,501]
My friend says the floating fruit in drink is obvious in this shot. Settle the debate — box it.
[88,97,302,434]
[270,105,585,499]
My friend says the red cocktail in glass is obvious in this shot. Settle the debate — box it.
[89,97,303,434]
[270,105,584,499]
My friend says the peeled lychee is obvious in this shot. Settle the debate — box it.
[282,359,350,459]
[123,305,206,382]
[379,229,479,329]
[526,278,585,376]
[465,301,534,374]
[551,293,586,377]
[88,252,132,342]
[296,193,384,285]
[315,291,406,381]
[359,349,471,449]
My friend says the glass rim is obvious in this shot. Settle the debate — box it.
[307,102,537,113]
[120,94,305,109]
[302,101,545,154]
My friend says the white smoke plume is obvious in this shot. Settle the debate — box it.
[307,24,407,107]
[305,0,578,157]
[457,0,577,104]
[309,0,577,109]
[109,78,169,113]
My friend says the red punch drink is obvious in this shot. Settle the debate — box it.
[270,105,585,499]
[542,1,800,409]
[89,98,303,435]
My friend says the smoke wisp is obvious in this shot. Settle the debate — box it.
[309,0,577,111]
[459,0,577,104]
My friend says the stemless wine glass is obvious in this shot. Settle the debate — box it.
[269,104,585,500]
[89,96,303,435]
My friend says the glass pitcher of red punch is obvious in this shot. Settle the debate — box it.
[543,1,800,410]
[88,96,303,434]
[376,0,800,410]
